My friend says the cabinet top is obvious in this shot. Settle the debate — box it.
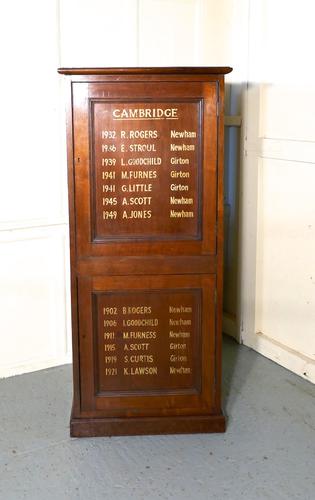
[58,66,232,75]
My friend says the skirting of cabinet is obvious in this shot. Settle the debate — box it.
[70,411,226,437]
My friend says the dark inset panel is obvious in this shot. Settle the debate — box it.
[90,99,202,241]
[93,288,202,394]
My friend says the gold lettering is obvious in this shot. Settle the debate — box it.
[170,184,189,192]
[122,157,161,166]
[170,143,195,151]
[121,170,157,180]
[170,343,187,350]
[124,343,150,351]
[122,306,152,315]
[170,196,193,205]
[170,171,190,179]
[113,108,178,120]
[170,210,194,218]
[129,144,156,152]
[104,355,117,363]
[122,210,152,219]
[169,318,191,326]
[123,331,157,339]
[169,306,192,313]
[169,366,191,374]
[170,355,188,362]
[103,319,117,327]
[123,366,158,375]
[129,130,158,139]
[104,344,116,351]
[121,184,152,192]
[170,130,197,138]
[170,157,189,165]
[169,331,191,338]
[124,355,154,363]
[104,332,115,340]
[105,367,118,375]
[123,318,158,327]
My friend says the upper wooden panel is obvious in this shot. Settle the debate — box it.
[72,80,218,257]
[58,67,233,76]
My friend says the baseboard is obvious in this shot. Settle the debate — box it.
[0,354,72,379]
[244,331,315,384]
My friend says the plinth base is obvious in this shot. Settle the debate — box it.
[70,412,226,437]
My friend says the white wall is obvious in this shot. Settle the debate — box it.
[0,0,71,377]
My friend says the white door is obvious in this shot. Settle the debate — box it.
[240,0,315,382]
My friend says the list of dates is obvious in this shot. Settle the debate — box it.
[96,290,201,392]
[92,100,201,240]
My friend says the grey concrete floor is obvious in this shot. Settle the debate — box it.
[0,336,314,500]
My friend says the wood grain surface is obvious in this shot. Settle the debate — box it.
[61,67,231,436]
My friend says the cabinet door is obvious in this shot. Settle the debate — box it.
[72,81,218,257]
[77,274,218,418]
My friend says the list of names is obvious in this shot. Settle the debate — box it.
[92,100,201,240]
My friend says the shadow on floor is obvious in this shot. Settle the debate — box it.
[222,334,257,423]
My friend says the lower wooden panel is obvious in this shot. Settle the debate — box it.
[70,410,226,437]
[77,274,218,418]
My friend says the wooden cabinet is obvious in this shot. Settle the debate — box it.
[58,67,232,437]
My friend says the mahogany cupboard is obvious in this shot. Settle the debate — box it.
[58,67,233,437]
